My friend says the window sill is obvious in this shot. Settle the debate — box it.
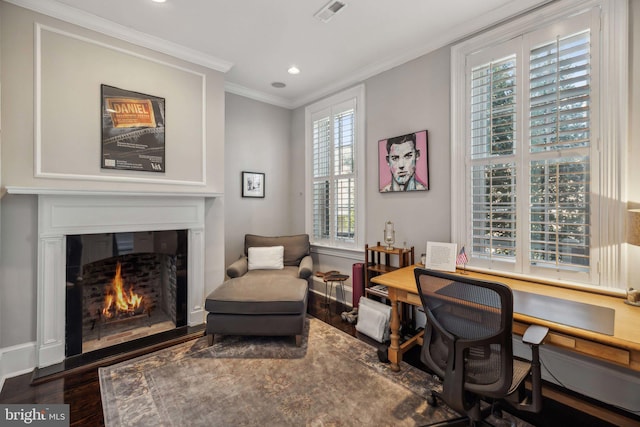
[311,244,363,261]
[463,265,626,299]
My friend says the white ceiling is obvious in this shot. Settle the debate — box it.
[11,0,551,108]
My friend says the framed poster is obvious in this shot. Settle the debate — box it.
[101,84,165,172]
[242,171,265,198]
[378,130,429,192]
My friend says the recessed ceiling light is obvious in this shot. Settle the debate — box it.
[288,66,300,75]
[271,82,286,88]
[151,0,166,3]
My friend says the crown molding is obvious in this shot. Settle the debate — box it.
[224,82,296,110]
[8,0,552,110]
[5,0,233,72]
[291,0,553,109]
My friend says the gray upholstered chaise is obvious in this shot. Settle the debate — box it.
[205,234,312,346]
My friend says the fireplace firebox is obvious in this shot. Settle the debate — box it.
[65,230,188,357]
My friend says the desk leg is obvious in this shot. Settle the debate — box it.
[388,288,401,372]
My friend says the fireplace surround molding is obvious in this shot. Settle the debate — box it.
[36,192,210,368]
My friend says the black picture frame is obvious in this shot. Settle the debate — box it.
[242,171,265,198]
[101,84,165,173]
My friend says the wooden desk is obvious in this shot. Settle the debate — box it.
[371,265,640,373]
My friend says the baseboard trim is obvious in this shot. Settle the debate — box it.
[541,383,640,427]
[513,335,640,418]
[310,276,353,308]
[0,342,37,391]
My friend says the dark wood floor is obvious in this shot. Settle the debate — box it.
[1,291,637,427]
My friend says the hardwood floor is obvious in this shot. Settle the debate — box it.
[1,291,638,426]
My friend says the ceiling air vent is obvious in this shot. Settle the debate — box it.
[314,1,347,23]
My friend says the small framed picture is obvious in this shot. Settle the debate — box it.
[242,171,265,198]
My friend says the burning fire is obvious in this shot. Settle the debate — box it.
[102,262,143,318]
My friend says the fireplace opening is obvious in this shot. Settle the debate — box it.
[65,230,188,358]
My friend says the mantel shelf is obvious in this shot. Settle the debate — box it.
[3,186,222,198]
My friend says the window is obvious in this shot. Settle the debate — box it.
[452,0,628,290]
[305,85,365,250]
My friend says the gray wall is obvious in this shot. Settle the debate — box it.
[1,2,224,193]
[0,2,226,353]
[224,93,294,268]
[289,107,307,234]
[0,196,38,347]
[364,47,452,253]
[288,5,640,289]
[286,7,640,312]
[288,46,454,279]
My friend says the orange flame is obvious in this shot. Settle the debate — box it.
[102,262,143,318]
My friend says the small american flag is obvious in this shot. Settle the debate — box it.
[456,246,468,265]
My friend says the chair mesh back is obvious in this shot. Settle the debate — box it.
[415,269,513,395]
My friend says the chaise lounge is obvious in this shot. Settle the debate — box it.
[205,234,313,346]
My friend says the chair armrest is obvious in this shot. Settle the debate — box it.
[522,324,549,346]
[520,324,549,413]
[298,255,313,279]
[227,256,248,278]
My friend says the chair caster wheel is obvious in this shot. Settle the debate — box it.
[427,391,438,407]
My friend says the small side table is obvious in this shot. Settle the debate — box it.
[324,273,349,312]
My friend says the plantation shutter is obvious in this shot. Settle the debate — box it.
[333,110,356,241]
[469,56,518,263]
[528,30,591,272]
[311,100,356,244]
[312,115,331,240]
[454,2,623,288]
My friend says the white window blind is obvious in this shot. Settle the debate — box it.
[308,91,361,248]
[334,110,356,240]
[529,157,590,271]
[452,1,627,289]
[467,23,593,280]
[312,116,331,240]
[528,30,591,273]
[470,56,518,263]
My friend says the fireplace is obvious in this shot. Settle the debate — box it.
[36,193,207,368]
[65,231,188,357]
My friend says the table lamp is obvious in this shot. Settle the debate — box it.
[627,209,640,304]
[383,221,395,250]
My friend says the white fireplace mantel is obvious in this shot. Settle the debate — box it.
[5,186,221,198]
[36,192,211,368]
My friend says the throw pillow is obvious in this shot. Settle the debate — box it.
[248,246,284,270]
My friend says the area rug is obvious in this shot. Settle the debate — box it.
[99,317,459,426]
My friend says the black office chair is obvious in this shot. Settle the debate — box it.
[414,268,549,426]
